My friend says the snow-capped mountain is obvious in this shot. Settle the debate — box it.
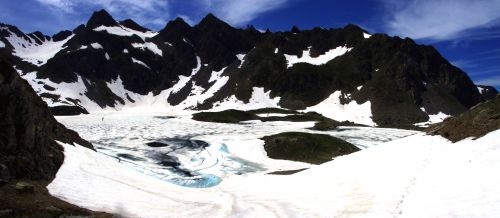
[0,9,497,127]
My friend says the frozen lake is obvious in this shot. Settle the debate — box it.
[56,112,418,188]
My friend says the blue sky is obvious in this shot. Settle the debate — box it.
[1,0,499,89]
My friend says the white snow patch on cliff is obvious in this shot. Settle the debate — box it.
[131,57,150,69]
[93,25,157,40]
[284,46,351,68]
[131,42,162,56]
[304,90,375,126]
[477,86,485,94]
[90,42,103,49]
[211,87,281,111]
[171,56,202,94]
[236,54,246,68]
[414,110,451,127]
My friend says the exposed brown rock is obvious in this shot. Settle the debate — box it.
[427,95,500,142]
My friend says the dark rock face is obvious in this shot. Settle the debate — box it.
[192,109,260,123]
[86,9,119,29]
[427,95,500,142]
[0,9,495,127]
[120,19,151,32]
[50,105,89,116]
[0,60,93,181]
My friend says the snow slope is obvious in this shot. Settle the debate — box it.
[304,90,375,126]
[4,31,73,66]
[19,71,102,110]
[48,118,500,217]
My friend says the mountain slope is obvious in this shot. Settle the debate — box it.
[427,94,500,142]
[0,10,496,126]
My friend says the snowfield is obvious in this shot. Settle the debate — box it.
[48,113,500,217]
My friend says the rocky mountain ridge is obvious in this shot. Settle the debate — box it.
[0,9,497,127]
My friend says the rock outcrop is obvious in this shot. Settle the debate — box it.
[427,95,500,142]
[0,60,93,181]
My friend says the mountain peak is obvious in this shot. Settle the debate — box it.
[170,17,191,28]
[119,19,150,32]
[197,13,230,29]
[156,17,192,40]
[86,9,118,29]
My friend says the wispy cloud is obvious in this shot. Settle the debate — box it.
[35,0,169,28]
[451,60,478,69]
[177,14,196,26]
[381,0,500,41]
[201,0,290,26]
[475,75,500,86]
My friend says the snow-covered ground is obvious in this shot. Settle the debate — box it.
[49,113,500,217]
[55,113,416,189]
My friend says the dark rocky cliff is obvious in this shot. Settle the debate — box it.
[0,60,93,181]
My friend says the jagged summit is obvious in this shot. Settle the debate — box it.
[119,19,150,32]
[86,9,118,29]
[157,17,192,39]
[171,17,191,27]
[52,30,73,41]
[196,13,232,29]
[0,10,497,127]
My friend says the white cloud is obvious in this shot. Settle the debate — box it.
[382,0,500,40]
[475,75,500,86]
[35,0,169,27]
[202,0,289,26]
[177,14,195,26]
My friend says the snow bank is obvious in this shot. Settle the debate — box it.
[415,108,451,127]
[48,121,500,217]
[304,91,375,126]
[284,46,351,68]
[211,87,281,111]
